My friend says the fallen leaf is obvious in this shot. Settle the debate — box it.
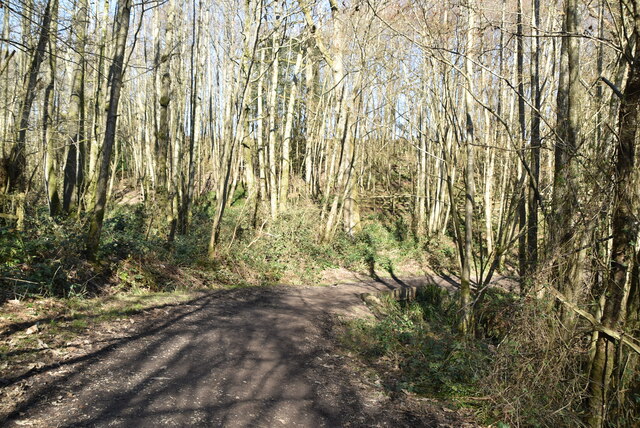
[25,325,39,335]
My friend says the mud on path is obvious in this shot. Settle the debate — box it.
[2,276,476,427]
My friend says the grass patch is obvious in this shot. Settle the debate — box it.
[0,290,195,379]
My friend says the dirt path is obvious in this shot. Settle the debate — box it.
[3,276,476,427]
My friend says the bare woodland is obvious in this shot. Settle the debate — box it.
[0,0,639,426]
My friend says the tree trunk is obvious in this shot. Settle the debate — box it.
[267,6,282,219]
[62,0,88,213]
[279,49,303,212]
[516,0,527,280]
[86,0,132,259]
[43,0,60,216]
[157,6,174,196]
[459,0,476,336]
[587,8,640,424]
[527,0,541,278]
[551,0,581,330]
[86,0,111,212]
[178,0,200,234]
[3,0,54,195]
[256,48,267,207]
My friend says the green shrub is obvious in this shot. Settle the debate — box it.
[221,201,337,285]
[100,204,154,259]
[342,285,490,399]
[1,209,87,298]
[1,203,160,299]
[327,218,422,277]
[422,235,458,273]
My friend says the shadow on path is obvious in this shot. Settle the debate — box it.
[4,285,425,427]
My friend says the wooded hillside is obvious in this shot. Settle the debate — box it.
[0,0,638,426]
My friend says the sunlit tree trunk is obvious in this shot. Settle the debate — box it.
[86,0,111,211]
[62,0,89,214]
[256,48,267,206]
[86,0,132,259]
[527,0,541,278]
[459,0,476,335]
[43,0,60,216]
[279,49,303,213]
[551,0,582,329]
[267,5,282,219]
[3,0,55,197]
[157,6,174,196]
[516,0,527,279]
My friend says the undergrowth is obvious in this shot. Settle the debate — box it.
[341,285,491,400]
[478,299,588,427]
[2,193,626,427]
[194,200,427,287]
[341,285,608,427]
[1,193,428,301]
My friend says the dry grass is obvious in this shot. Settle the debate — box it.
[478,299,588,427]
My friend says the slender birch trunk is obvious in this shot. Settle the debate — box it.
[279,49,303,212]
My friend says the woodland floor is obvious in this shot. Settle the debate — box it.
[0,273,482,427]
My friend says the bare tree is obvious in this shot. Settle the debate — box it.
[86,0,133,259]
[62,0,89,213]
[587,3,640,424]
